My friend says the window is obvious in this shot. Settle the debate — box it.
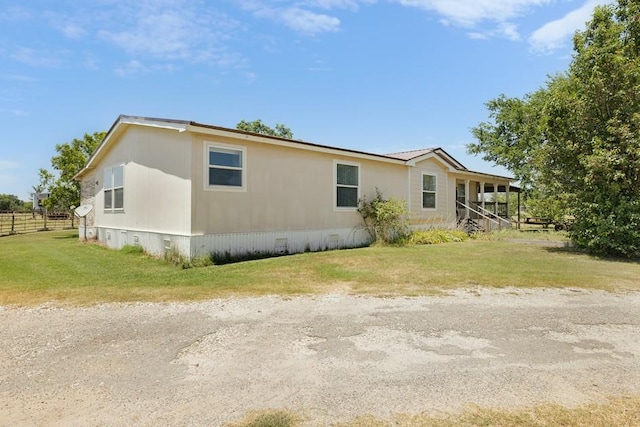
[207,143,245,190]
[104,165,124,212]
[422,174,436,209]
[336,162,359,208]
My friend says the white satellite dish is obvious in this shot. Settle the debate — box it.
[74,204,93,218]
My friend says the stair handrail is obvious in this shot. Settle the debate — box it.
[456,201,501,228]
[470,202,511,228]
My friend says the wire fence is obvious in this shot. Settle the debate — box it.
[0,210,77,237]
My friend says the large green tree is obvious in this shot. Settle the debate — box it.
[236,119,294,139]
[469,0,640,257]
[0,194,26,211]
[39,131,105,210]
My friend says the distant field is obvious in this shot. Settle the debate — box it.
[1,229,639,306]
[0,211,75,236]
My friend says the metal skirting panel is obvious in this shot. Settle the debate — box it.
[94,227,191,258]
[190,227,372,259]
[91,227,371,260]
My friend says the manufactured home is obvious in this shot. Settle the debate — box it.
[74,115,513,259]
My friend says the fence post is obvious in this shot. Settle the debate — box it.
[11,211,15,234]
[43,208,47,231]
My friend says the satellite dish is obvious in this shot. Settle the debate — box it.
[74,204,93,218]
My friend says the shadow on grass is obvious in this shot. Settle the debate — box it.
[543,245,640,264]
[53,233,79,240]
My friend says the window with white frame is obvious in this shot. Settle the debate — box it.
[207,143,245,189]
[104,165,124,212]
[336,162,359,208]
[422,173,436,209]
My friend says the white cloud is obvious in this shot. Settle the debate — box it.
[9,47,67,68]
[500,22,521,41]
[391,0,551,27]
[245,2,342,35]
[56,22,88,40]
[466,22,520,41]
[468,32,490,40]
[114,60,177,77]
[302,0,376,10]
[529,0,613,53]
[98,3,241,65]
[279,8,341,34]
[114,59,147,77]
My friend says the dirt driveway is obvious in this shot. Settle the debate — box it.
[1,288,639,426]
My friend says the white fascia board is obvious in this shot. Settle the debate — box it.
[185,124,407,166]
[406,152,460,171]
[452,169,513,182]
[120,116,188,133]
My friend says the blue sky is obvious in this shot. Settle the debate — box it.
[0,0,612,200]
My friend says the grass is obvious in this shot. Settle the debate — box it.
[227,410,300,427]
[1,229,639,306]
[227,397,640,427]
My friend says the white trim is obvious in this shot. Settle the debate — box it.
[421,172,437,211]
[103,164,125,213]
[203,141,247,193]
[407,151,463,171]
[334,159,361,211]
[120,116,188,132]
[406,166,412,212]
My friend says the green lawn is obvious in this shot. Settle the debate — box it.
[1,230,639,306]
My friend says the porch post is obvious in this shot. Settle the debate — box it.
[505,184,510,223]
[493,184,498,217]
[480,182,485,211]
[517,190,521,230]
[465,179,470,218]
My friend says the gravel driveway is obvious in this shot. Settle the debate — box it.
[1,288,639,426]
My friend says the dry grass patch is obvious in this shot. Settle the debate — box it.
[225,397,640,426]
[337,396,640,426]
[227,409,300,427]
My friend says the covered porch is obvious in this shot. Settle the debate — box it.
[455,179,520,232]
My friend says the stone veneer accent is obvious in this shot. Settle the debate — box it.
[79,174,96,227]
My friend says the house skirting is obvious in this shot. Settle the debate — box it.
[85,226,372,260]
[190,227,371,259]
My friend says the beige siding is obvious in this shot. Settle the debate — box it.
[190,134,408,235]
[93,126,192,235]
[409,158,456,228]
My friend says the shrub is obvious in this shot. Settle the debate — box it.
[408,229,469,245]
[164,247,193,269]
[358,189,410,244]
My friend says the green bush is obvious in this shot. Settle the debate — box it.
[358,189,410,244]
[408,229,469,245]
[570,198,640,258]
